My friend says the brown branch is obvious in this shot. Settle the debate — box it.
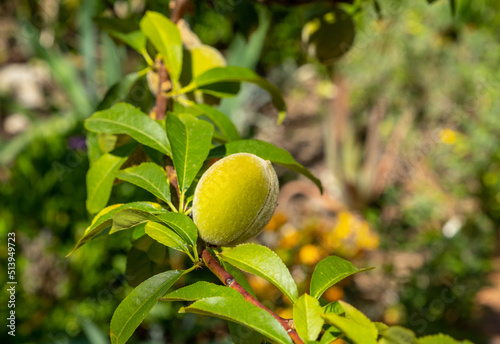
[170,0,191,23]
[149,58,169,120]
[201,249,304,344]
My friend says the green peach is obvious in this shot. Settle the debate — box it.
[192,153,279,247]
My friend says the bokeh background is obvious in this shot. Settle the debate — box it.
[1,0,500,343]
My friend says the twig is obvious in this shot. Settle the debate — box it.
[201,249,304,344]
[149,58,169,120]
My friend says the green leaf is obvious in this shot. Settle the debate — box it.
[322,313,377,344]
[338,301,377,338]
[154,212,198,253]
[310,256,373,299]
[116,162,171,204]
[319,326,342,344]
[188,103,241,142]
[220,243,298,303]
[110,270,183,344]
[417,334,473,344]
[96,72,142,111]
[85,103,172,156]
[221,139,323,193]
[110,202,168,234]
[144,221,189,254]
[110,30,146,53]
[293,294,324,342]
[179,66,286,123]
[323,301,345,315]
[379,326,416,344]
[181,296,293,344]
[166,113,213,193]
[140,11,182,81]
[86,143,137,214]
[160,281,241,301]
[67,204,123,256]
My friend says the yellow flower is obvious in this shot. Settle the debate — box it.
[440,129,456,145]
[299,244,322,265]
[266,212,288,231]
[334,211,352,239]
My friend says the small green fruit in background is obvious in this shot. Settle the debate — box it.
[302,8,355,64]
[192,153,279,247]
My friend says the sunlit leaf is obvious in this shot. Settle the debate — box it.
[181,296,292,344]
[85,103,172,156]
[166,113,213,193]
[160,281,240,301]
[310,256,373,299]
[144,221,189,254]
[220,243,298,303]
[110,270,183,344]
[293,294,324,342]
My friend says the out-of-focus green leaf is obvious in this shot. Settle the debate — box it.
[179,66,286,123]
[319,326,342,344]
[378,326,416,344]
[229,322,264,344]
[166,113,213,193]
[180,296,293,344]
[160,281,240,301]
[140,11,182,81]
[220,243,298,303]
[293,294,324,342]
[96,72,142,111]
[116,162,171,204]
[144,221,189,254]
[216,139,323,193]
[85,103,172,156]
[310,256,373,299]
[110,30,146,53]
[86,143,137,214]
[417,334,474,344]
[110,270,183,344]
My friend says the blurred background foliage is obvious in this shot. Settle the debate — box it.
[1,0,500,343]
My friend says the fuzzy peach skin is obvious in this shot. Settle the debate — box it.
[192,153,279,246]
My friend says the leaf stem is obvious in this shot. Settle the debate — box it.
[201,249,304,344]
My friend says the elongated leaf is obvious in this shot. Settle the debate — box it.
[116,162,171,203]
[154,212,198,252]
[144,221,189,254]
[189,103,241,142]
[166,113,213,193]
[338,301,377,338]
[319,326,342,344]
[86,143,137,214]
[68,202,165,255]
[110,30,146,53]
[310,256,373,299]
[160,281,241,301]
[110,270,183,344]
[293,294,324,342]
[85,103,171,156]
[322,313,377,344]
[323,301,345,315]
[140,11,182,81]
[96,72,142,111]
[220,243,298,303]
[67,204,123,256]
[379,326,416,344]
[181,296,292,344]
[110,202,168,234]
[179,66,286,123]
[219,139,322,193]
